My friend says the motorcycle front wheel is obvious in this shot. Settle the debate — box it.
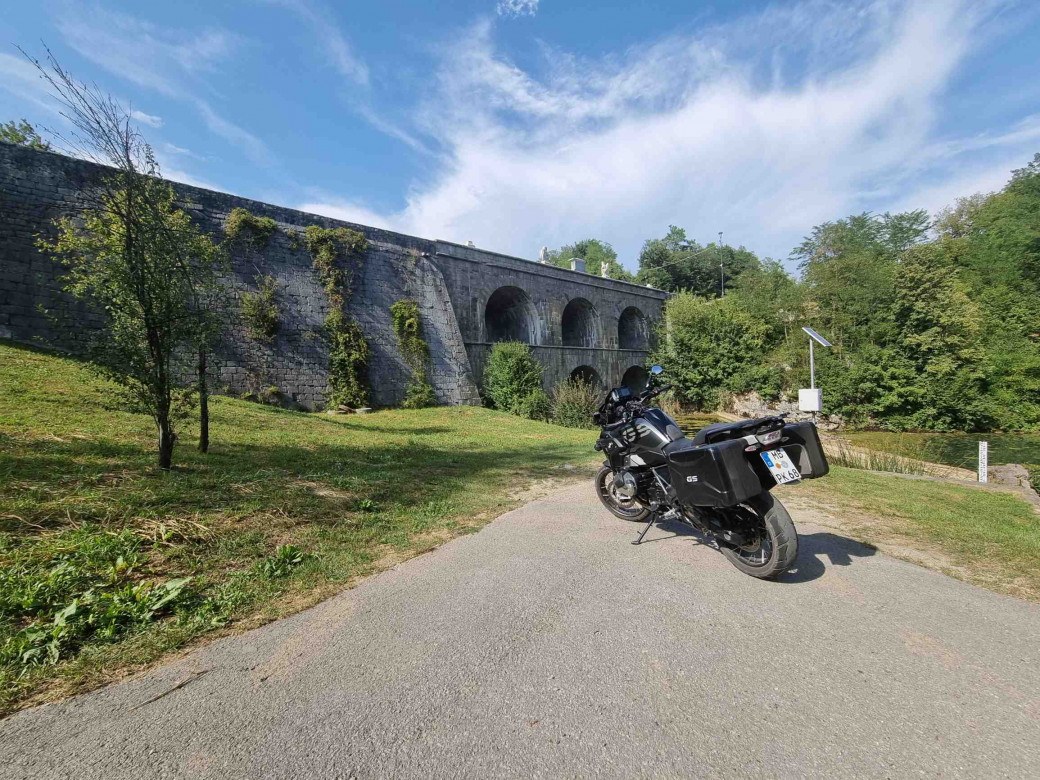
[718,492,798,579]
[595,466,651,522]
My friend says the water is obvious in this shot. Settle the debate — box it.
[844,431,1040,469]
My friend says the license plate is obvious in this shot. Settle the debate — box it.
[761,449,801,484]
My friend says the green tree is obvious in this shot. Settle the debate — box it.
[548,239,634,281]
[652,292,770,410]
[30,50,222,469]
[0,118,50,150]
[635,226,758,295]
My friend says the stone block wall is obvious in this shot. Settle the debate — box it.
[1,143,665,408]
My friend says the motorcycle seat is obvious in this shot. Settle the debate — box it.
[691,416,780,446]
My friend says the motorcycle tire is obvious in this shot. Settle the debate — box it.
[595,465,651,522]
[719,492,798,579]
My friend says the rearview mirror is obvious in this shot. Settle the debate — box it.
[650,365,664,375]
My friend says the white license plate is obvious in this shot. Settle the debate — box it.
[761,449,801,484]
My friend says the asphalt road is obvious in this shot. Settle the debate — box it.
[3,482,1040,779]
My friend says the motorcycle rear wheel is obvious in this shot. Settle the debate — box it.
[719,493,798,579]
[595,466,651,522]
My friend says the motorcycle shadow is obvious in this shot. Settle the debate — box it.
[776,532,877,584]
[645,519,877,584]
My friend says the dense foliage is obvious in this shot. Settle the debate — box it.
[390,299,434,408]
[224,207,277,250]
[549,378,599,429]
[0,118,50,150]
[241,274,281,342]
[481,342,544,415]
[305,226,369,408]
[649,154,1040,432]
[547,239,634,281]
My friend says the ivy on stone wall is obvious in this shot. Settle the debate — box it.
[390,299,434,408]
[240,274,280,342]
[224,208,277,249]
[305,226,369,408]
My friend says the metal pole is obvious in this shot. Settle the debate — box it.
[810,339,815,390]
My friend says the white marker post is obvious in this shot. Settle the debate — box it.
[978,441,989,484]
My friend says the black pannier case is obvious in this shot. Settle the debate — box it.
[780,421,829,479]
[668,439,765,508]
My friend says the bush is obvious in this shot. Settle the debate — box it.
[551,378,599,429]
[403,380,435,409]
[482,342,544,414]
[241,275,280,342]
[517,389,551,421]
[224,208,276,249]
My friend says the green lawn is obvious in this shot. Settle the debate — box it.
[786,466,1040,599]
[0,341,599,715]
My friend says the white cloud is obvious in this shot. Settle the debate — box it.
[297,199,394,230]
[309,0,1031,268]
[56,6,270,164]
[271,0,369,85]
[131,109,163,127]
[497,0,539,18]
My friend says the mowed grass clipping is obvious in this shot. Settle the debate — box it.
[0,341,599,715]
[786,466,1040,599]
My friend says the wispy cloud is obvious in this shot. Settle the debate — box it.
[497,0,539,18]
[55,6,271,164]
[269,0,368,85]
[130,109,163,127]
[301,0,1029,265]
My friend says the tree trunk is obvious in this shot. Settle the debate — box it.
[198,348,210,454]
[158,414,176,470]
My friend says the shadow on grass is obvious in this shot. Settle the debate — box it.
[0,431,594,534]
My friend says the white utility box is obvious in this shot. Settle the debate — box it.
[798,389,823,412]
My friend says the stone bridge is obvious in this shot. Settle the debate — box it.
[0,143,667,408]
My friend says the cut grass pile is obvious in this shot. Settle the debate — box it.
[785,466,1040,599]
[0,341,599,715]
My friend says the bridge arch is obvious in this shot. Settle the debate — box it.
[621,364,648,392]
[570,365,602,387]
[561,297,599,348]
[618,306,649,349]
[485,286,539,344]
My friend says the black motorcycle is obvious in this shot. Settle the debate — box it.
[592,366,829,579]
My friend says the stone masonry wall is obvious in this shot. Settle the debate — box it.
[0,143,666,408]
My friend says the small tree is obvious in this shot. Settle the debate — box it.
[0,118,51,150]
[482,342,544,414]
[29,49,222,469]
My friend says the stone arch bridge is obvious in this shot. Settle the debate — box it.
[433,241,667,399]
[0,143,668,408]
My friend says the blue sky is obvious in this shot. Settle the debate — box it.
[3,1,1039,272]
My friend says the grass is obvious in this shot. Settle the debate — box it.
[0,340,599,716]
[827,439,929,475]
[785,466,1040,599]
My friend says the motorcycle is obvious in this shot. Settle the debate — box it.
[592,365,829,579]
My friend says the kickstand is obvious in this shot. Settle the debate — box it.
[632,513,657,545]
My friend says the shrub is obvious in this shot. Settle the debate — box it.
[391,299,434,408]
[305,226,369,408]
[518,389,551,421]
[402,380,435,409]
[551,378,599,429]
[482,342,544,414]
[241,275,280,342]
[224,208,276,249]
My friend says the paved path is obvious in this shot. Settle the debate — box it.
[3,483,1040,778]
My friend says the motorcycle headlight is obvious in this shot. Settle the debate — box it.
[756,429,782,446]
